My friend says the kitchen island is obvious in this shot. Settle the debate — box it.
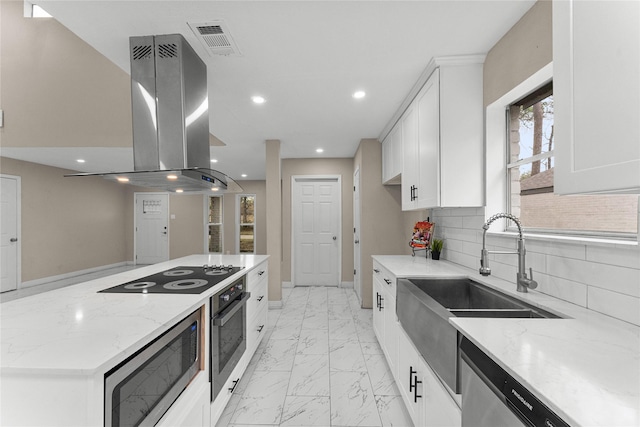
[373,255,640,427]
[0,254,269,427]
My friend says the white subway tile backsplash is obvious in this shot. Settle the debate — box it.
[546,257,640,298]
[588,287,640,326]
[536,273,588,307]
[433,207,640,325]
[586,245,640,269]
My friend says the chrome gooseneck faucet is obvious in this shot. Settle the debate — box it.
[479,213,538,293]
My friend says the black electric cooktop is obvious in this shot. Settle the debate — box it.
[99,265,244,294]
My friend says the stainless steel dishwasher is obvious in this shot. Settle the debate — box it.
[460,337,570,427]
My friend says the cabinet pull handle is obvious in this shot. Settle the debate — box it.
[373,269,380,273]
[258,271,265,276]
[414,378,423,403]
[257,325,265,332]
[378,295,384,311]
[257,296,264,301]
[228,378,240,393]
[384,278,392,285]
[409,367,417,393]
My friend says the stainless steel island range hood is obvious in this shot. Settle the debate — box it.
[68,34,240,193]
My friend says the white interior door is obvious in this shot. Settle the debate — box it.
[293,177,341,287]
[135,193,169,265]
[353,168,362,304]
[1,176,20,293]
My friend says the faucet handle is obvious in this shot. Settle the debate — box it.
[528,268,538,290]
[529,267,534,279]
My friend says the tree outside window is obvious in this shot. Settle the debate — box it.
[238,195,255,253]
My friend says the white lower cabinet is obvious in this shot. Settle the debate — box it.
[397,327,461,427]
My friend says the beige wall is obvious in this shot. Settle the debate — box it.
[483,0,552,107]
[281,158,354,284]
[0,157,130,282]
[169,194,206,259]
[0,0,132,148]
[353,139,421,308]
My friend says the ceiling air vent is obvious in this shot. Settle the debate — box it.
[188,21,242,57]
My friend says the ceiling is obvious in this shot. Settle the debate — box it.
[7,0,536,181]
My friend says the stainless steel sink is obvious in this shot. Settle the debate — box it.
[396,277,561,394]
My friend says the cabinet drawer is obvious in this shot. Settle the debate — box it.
[247,303,268,352]
[247,280,268,323]
[247,263,268,290]
[373,261,396,297]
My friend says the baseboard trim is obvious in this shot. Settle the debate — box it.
[20,262,131,289]
[340,281,354,289]
[269,300,283,309]
[282,281,294,288]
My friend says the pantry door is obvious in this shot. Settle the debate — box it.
[1,176,20,293]
[292,176,341,287]
[135,193,169,264]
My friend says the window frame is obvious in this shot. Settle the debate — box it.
[236,194,256,254]
[206,195,223,254]
[487,63,639,242]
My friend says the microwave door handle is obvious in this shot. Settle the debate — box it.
[213,292,251,326]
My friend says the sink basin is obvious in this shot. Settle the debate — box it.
[408,277,560,317]
[396,277,561,394]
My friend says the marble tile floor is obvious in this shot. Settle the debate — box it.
[216,286,413,427]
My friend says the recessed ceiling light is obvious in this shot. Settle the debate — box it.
[76,159,85,163]
[175,189,184,193]
[353,91,366,99]
[167,174,178,180]
[251,96,266,104]
[117,177,129,183]
[210,158,218,163]
[316,148,324,153]
[211,187,219,192]
[241,174,248,178]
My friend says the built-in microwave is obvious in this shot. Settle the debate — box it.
[104,307,203,427]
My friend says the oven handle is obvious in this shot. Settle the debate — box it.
[213,292,251,326]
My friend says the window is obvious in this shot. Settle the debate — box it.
[238,195,255,253]
[208,196,223,253]
[508,83,638,236]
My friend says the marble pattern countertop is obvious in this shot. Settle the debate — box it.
[372,255,640,427]
[0,254,268,376]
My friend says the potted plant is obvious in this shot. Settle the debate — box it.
[431,239,443,260]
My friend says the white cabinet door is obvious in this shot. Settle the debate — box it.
[554,0,640,194]
[372,274,385,344]
[382,287,398,376]
[399,56,484,211]
[382,126,402,185]
[416,69,440,209]
[422,357,461,427]
[401,105,419,210]
[397,326,425,426]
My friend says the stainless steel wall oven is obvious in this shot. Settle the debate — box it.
[211,276,250,400]
[104,308,203,427]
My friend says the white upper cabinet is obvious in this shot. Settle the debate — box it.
[553,0,640,194]
[392,56,484,210]
[382,124,402,185]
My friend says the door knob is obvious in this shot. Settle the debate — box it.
[355,239,360,244]
[10,237,18,242]
[332,236,337,241]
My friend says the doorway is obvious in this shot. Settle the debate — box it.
[353,168,362,305]
[135,193,169,265]
[1,175,20,293]
[292,176,341,287]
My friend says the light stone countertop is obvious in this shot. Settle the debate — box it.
[0,254,269,376]
[373,255,640,427]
